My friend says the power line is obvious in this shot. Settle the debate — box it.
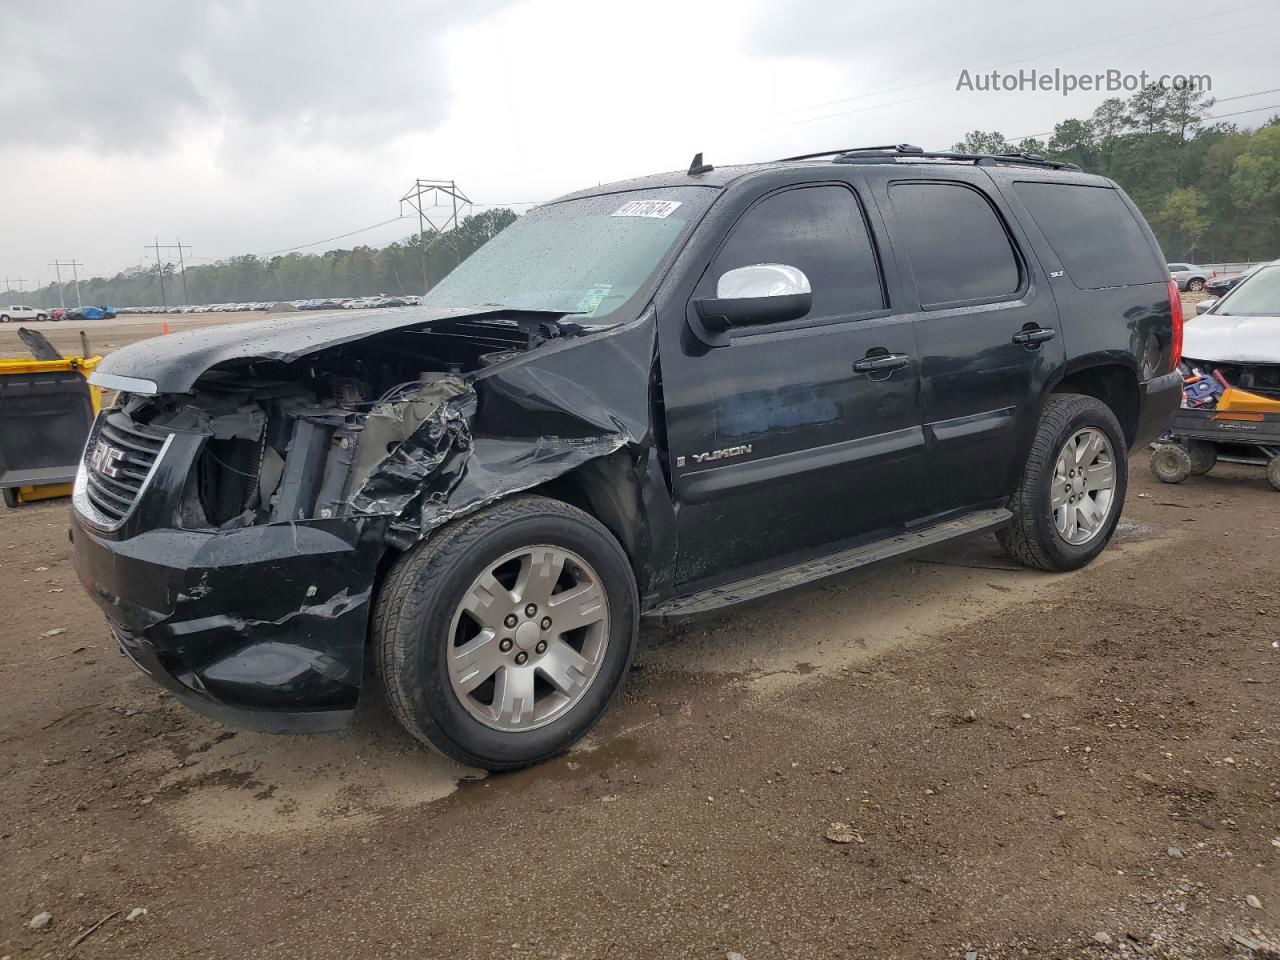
[1007,88,1280,141]
[782,0,1278,118]
[256,215,411,257]
[782,13,1280,129]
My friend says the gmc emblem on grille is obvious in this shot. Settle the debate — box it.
[89,440,126,478]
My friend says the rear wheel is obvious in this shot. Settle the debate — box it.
[1150,443,1192,484]
[0,315,9,323]
[1267,457,1280,492]
[2,488,18,508]
[374,495,638,770]
[998,393,1127,572]
[1187,439,1217,476]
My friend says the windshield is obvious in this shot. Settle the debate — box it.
[422,187,712,320]
[1216,264,1280,317]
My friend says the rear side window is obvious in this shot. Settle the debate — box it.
[888,181,1022,308]
[1013,181,1165,289]
[713,184,886,321]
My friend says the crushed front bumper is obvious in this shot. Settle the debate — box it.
[70,511,387,733]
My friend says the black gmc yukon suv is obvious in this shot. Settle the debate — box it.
[72,145,1182,769]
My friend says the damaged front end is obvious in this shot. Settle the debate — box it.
[71,309,654,731]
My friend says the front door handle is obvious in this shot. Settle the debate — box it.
[1012,326,1056,346]
[852,352,911,374]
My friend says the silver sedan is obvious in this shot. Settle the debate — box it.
[1168,262,1211,292]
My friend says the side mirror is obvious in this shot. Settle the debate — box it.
[1195,298,1218,316]
[694,264,813,339]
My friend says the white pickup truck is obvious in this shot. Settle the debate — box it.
[0,305,50,323]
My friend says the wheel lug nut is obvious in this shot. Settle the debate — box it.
[504,614,518,628]
[535,640,547,654]
[540,617,552,630]
[515,651,528,665]
[499,638,513,652]
[525,603,537,617]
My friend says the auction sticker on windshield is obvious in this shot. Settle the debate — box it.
[612,199,682,218]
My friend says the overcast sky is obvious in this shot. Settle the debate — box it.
[2,0,1278,291]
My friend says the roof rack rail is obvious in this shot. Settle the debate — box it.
[778,144,924,162]
[781,144,1080,172]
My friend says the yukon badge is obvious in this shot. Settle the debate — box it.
[676,444,753,468]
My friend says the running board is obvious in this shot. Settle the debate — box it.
[648,508,1013,620]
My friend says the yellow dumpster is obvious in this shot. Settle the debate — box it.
[0,354,104,507]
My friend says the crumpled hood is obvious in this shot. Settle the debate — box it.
[91,305,503,394]
[1183,311,1280,365]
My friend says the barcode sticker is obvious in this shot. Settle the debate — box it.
[612,199,682,219]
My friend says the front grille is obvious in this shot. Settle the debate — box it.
[82,410,169,524]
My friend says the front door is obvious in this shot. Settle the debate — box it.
[658,179,926,587]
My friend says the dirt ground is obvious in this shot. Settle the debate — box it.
[2,301,1278,960]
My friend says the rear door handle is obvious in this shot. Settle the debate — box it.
[852,352,911,374]
[1012,327,1056,346]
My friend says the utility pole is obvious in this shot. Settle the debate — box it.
[2,277,23,301]
[49,260,85,307]
[49,261,65,309]
[399,179,470,295]
[173,237,191,305]
[144,238,168,310]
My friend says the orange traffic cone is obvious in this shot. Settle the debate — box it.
[162,318,171,335]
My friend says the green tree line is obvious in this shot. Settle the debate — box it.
[11,208,517,309]
[954,84,1280,263]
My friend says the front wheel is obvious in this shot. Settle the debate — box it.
[374,495,638,770]
[998,393,1127,572]
[1188,278,1205,292]
[35,313,48,321]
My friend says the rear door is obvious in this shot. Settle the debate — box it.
[859,165,1065,517]
[658,176,927,587]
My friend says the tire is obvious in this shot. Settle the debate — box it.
[35,313,48,321]
[373,495,638,770]
[1150,443,1192,484]
[1188,278,1205,292]
[0,315,9,323]
[1187,440,1217,476]
[1268,457,1280,493]
[998,393,1128,572]
[2,488,18,508]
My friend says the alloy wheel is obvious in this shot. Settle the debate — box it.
[1051,427,1117,545]
[447,545,610,732]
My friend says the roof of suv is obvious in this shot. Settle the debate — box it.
[555,147,1104,204]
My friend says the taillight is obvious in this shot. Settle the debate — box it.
[1167,279,1183,373]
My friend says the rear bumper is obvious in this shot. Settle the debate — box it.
[70,510,387,732]
[1135,371,1182,448]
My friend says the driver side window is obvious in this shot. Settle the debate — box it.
[712,184,887,324]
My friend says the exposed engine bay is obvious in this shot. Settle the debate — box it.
[91,315,576,533]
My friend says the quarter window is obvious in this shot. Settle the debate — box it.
[888,181,1022,307]
[1013,181,1165,289]
[712,184,886,321]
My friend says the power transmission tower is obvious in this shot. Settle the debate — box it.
[148,239,193,305]
[49,259,83,308]
[144,239,169,310]
[399,179,470,295]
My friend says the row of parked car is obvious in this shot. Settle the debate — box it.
[0,305,117,322]
[1168,262,1265,295]
[118,294,424,316]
